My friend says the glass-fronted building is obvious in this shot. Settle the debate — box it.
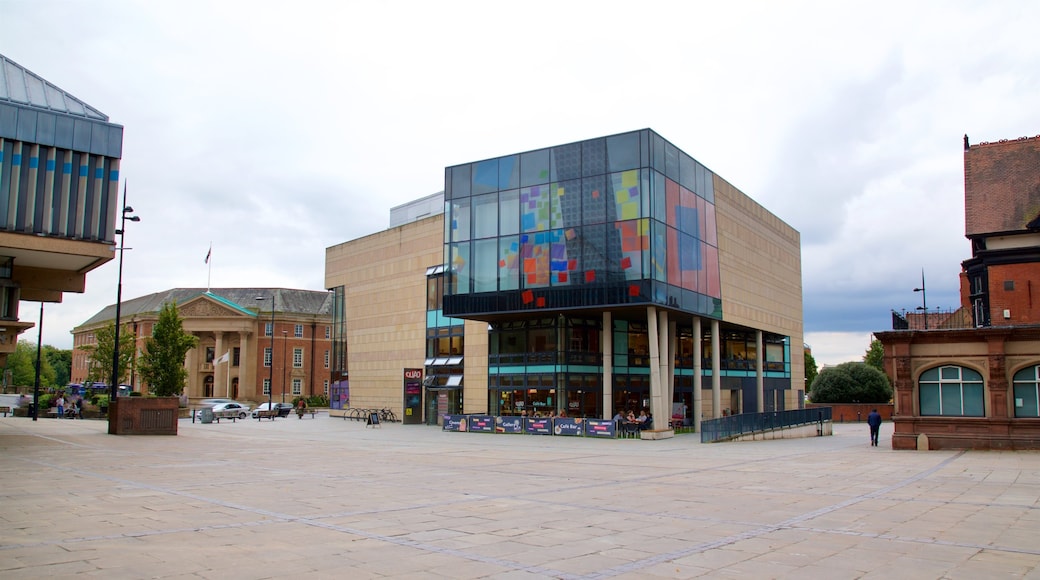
[326,129,804,430]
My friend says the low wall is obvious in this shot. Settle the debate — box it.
[807,403,892,423]
[893,417,1040,450]
[732,422,832,442]
[108,397,179,435]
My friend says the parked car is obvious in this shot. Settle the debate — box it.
[251,402,293,418]
[210,402,251,420]
[199,398,236,407]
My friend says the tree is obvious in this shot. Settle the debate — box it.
[3,340,56,388]
[43,345,71,387]
[138,302,198,397]
[809,361,892,404]
[79,322,136,385]
[804,348,818,393]
[864,338,884,372]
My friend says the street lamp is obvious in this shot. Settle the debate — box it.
[913,269,927,330]
[111,186,140,408]
[255,294,274,412]
[281,330,288,403]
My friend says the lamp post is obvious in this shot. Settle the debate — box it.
[913,269,928,330]
[32,302,43,421]
[281,330,288,403]
[111,187,140,408]
[255,294,274,412]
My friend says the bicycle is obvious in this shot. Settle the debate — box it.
[379,408,398,423]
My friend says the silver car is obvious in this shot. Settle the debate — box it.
[210,402,250,420]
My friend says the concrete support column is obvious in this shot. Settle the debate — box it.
[756,330,764,413]
[239,331,252,400]
[602,311,612,419]
[214,332,227,397]
[693,317,703,432]
[647,306,667,429]
[712,319,721,418]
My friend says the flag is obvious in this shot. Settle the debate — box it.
[205,245,212,264]
[215,351,230,365]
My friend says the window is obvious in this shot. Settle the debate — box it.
[293,348,303,368]
[263,379,271,395]
[1013,366,1040,418]
[264,347,272,367]
[265,322,273,337]
[323,380,329,394]
[292,379,302,395]
[324,350,330,369]
[295,324,304,337]
[205,347,215,363]
[233,347,240,366]
[919,365,985,416]
[325,326,331,339]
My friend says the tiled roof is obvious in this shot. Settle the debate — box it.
[75,288,333,328]
[964,135,1040,237]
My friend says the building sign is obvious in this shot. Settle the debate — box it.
[526,417,552,435]
[442,414,466,431]
[402,368,422,425]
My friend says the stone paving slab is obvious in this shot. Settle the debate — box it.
[1,415,1038,578]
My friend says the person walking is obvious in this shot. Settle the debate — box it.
[867,408,882,446]
[55,394,66,419]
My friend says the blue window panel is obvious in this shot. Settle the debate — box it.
[473,159,498,194]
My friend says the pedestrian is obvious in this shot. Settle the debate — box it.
[867,408,882,446]
[56,394,65,419]
[296,398,307,419]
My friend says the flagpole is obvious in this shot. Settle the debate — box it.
[206,242,212,293]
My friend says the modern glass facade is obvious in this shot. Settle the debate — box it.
[443,129,721,320]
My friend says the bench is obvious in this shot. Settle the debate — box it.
[46,407,60,418]
[0,406,10,417]
[255,409,278,421]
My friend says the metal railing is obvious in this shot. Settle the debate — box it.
[701,407,831,443]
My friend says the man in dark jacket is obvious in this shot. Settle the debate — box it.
[867,408,882,446]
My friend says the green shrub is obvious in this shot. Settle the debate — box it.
[811,362,892,404]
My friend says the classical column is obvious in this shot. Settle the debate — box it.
[186,334,199,398]
[693,317,703,432]
[756,330,764,413]
[239,331,253,401]
[602,311,612,419]
[712,319,721,418]
[214,332,227,397]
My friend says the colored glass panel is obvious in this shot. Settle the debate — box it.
[499,236,520,291]
[473,159,498,194]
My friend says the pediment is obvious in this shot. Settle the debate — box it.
[179,296,250,319]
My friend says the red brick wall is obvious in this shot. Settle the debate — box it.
[807,403,893,423]
[987,263,1040,325]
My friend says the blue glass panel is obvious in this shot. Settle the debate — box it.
[499,155,520,189]
[451,198,470,242]
[472,159,498,194]
[472,193,498,239]
[919,383,940,415]
[606,132,640,173]
[941,366,960,380]
[473,239,498,292]
[919,367,940,381]
[521,149,550,187]
[451,165,471,198]
[679,150,697,193]
[499,236,520,291]
[1014,384,1039,417]
[500,189,519,236]
[582,138,607,178]
[581,175,607,225]
[963,383,985,416]
[451,242,471,294]
[551,143,581,181]
[580,223,606,283]
[962,367,984,382]
[940,384,962,415]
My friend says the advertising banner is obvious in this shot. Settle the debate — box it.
[526,417,552,435]
[442,414,466,431]
[553,417,584,436]
[468,415,494,433]
[584,419,617,438]
[495,416,524,433]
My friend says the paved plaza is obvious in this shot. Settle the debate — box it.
[1,414,1038,579]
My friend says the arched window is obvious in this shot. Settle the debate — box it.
[919,366,984,417]
[1012,365,1040,418]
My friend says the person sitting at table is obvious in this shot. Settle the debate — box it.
[612,410,625,424]
[636,409,651,430]
[626,409,637,423]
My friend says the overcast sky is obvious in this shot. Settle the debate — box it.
[2,0,1039,366]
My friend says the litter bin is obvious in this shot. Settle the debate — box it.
[198,407,214,424]
[27,403,35,417]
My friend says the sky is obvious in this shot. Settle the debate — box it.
[2,0,1039,366]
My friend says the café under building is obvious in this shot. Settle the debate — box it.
[325,129,804,430]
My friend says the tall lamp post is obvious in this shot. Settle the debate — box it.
[255,294,274,411]
[281,330,288,403]
[913,269,928,330]
[32,302,43,421]
[111,188,140,408]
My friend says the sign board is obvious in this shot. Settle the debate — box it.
[402,368,422,425]
[495,416,524,433]
[468,415,494,432]
[442,414,466,431]
[553,417,584,436]
[526,417,552,435]
[584,419,617,438]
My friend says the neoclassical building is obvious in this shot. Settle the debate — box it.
[0,53,123,366]
[71,288,334,403]
[876,134,1040,449]
[326,130,804,428]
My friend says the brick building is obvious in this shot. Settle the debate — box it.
[876,134,1040,450]
[71,288,334,404]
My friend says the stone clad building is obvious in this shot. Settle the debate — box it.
[876,134,1040,449]
[71,288,334,403]
[326,130,804,428]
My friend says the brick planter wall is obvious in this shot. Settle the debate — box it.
[807,403,893,423]
[108,397,179,435]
